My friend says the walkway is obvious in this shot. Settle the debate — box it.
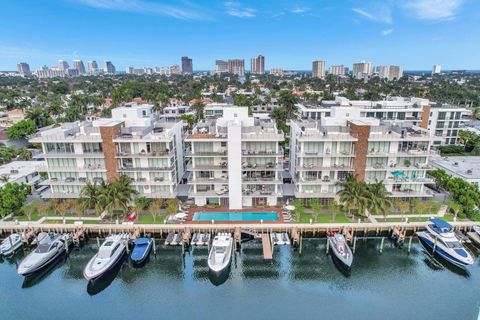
[371,205,447,220]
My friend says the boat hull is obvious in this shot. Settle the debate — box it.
[328,237,353,270]
[1,236,23,256]
[417,232,473,268]
[208,238,233,273]
[84,249,126,281]
[130,240,153,265]
[18,246,66,276]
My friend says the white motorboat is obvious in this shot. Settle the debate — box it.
[1,233,23,256]
[83,234,129,280]
[208,233,233,273]
[417,219,475,267]
[17,233,71,276]
[473,225,480,237]
[327,233,353,270]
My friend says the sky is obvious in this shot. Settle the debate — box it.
[0,0,479,71]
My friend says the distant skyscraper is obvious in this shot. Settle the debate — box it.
[126,66,134,74]
[269,68,284,76]
[328,65,348,76]
[228,59,245,76]
[353,61,374,79]
[181,56,193,74]
[378,65,403,80]
[312,60,326,79]
[73,60,86,75]
[58,60,69,71]
[104,61,116,74]
[215,60,229,74]
[432,64,442,75]
[250,55,265,74]
[170,64,181,75]
[17,62,31,77]
[88,60,98,74]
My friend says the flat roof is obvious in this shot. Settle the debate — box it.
[430,156,480,180]
[0,161,45,182]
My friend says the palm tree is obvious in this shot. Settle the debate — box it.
[278,90,297,118]
[79,182,102,215]
[366,180,392,220]
[336,173,370,218]
[309,198,321,222]
[100,175,138,220]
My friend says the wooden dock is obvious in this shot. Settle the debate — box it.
[261,234,272,260]
[467,232,480,246]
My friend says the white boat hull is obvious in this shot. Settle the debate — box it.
[208,235,233,273]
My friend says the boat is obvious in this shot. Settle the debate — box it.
[170,232,183,246]
[17,233,71,276]
[417,219,475,267]
[83,234,128,280]
[130,237,153,265]
[191,233,200,246]
[201,233,210,246]
[1,233,23,256]
[208,233,233,273]
[282,233,291,245]
[327,232,353,270]
[473,225,480,237]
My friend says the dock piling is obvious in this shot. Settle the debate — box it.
[96,237,100,247]
[380,237,384,253]
[407,236,413,253]
[326,238,330,255]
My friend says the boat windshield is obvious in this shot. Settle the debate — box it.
[215,246,226,254]
[444,241,463,249]
[35,243,53,253]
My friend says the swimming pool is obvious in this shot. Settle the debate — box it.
[192,211,279,222]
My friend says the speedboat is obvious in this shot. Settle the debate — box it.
[417,219,475,267]
[130,237,153,265]
[1,233,23,256]
[83,234,128,280]
[17,233,71,276]
[473,225,480,237]
[208,233,233,273]
[327,233,353,270]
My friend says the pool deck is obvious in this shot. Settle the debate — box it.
[186,207,284,224]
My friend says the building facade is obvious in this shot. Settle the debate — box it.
[290,106,440,204]
[312,60,326,79]
[378,65,403,80]
[215,60,229,74]
[17,62,31,77]
[181,56,193,74]
[185,106,284,209]
[88,60,99,75]
[353,61,374,79]
[73,60,86,75]
[228,59,245,77]
[432,64,442,75]
[296,96,470,145]
[269,68,284,76]
[104,61,116,74]
[250,55,265,75]
[30,103,184,199]
[328,65,348,76]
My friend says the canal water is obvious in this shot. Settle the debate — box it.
[1,238,479,320]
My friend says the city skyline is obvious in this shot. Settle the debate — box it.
[0,0,478,71]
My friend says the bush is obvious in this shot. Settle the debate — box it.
[438,145,465,155]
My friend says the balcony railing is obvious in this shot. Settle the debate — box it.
[116,151,173,157]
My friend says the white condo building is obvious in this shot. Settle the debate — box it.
[290,106,441,204]
[353,61,374,79]
[30,103,184,199]
[185,106,284,209]
[296,96,470,145]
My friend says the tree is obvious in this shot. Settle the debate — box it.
[278,90,297,118]
[6,119,36,140]
[366,180,392,220]
[148,198,164,223]
[309,198,321,222]
[192,101,205,120]
[133,196,151,217]
[100,175,138,220]
[446,199,462,221]
[21,199,43,221]
[166,198,179,216]
[328,200,340,222]
[181,114,196,131]
[336,173,370,218]
[234,94,252,107]
[0,183,29,217]
[292,199,304,222]
[79,182,102,215]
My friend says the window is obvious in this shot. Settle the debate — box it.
[438,112,446,120]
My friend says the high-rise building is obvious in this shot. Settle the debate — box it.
[269,68,284,76]
[170,64,181,75]
[328,65,348,76]
[73,60,86,75]
[104,61,116,74]
[312,60,326,79]
[186,105,284,209]
[30,103,185,200]
[87,60,99,75]
[181,56,193,74]
[432,64,442,75]
[353,61,374,79]
[250,55,265,75]
[17,62,31,77]
[228,59,245,76]
[378,65,403,80]
[58,60,69,71]
[126,67,134,74]
[215,60,229,74]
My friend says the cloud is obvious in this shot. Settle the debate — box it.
[292,7,309,14]
[224,2,256,18]
[403,0,463,20]
[75,0,208,20]
[352,6,392,24]
[382,29,393,36]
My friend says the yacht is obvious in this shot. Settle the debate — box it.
[327,232,353,270]
[83,234,129,280]
[417,219,475,267]
[17,233,71,276]
[1,233,23,256]
[208,233,233,273]
[130,237,153,265]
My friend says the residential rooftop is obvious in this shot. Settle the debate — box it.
[430,156,480,180]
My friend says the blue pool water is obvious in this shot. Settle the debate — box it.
[193,211,278,221]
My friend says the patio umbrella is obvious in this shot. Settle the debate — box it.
[285,205,295,211]
[174,212,188,219]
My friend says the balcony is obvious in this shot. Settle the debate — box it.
[46,164,106,172]
[295,190,336,198]
[116,151,173,158]
[242,148,284,156]
[41,152,105,158]
[186,162,228,171]
[184,150,228,157]
[299,151,355,157]
[188,177,228,184]
[296,164,354,171]
[297,133,357,142]
[118,166,174,171]
[241,162,283,170]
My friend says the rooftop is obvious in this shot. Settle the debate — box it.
[0,160,45,185]
[430,156,480,180]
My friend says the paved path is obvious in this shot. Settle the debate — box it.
[371,205,448,219]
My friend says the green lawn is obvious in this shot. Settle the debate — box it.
[297,212,349,223]
[14,212,43,221]
[136,214,166,224]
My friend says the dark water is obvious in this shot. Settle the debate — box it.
[1,238,480,320]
